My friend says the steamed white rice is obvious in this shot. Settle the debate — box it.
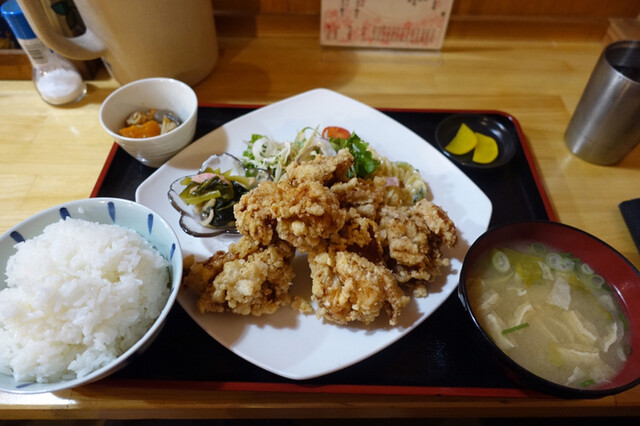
[0,218,171,383]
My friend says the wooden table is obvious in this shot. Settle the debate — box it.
[1,33,640,420]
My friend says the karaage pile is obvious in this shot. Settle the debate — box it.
[182,148,457,326]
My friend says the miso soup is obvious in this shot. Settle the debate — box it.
[468,242,629,389]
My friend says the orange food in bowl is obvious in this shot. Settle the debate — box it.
[119,120,161,138]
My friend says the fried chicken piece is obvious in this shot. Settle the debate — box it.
[309,247,410,326]
[284,148,353,186]
[272,180,346,253]
[233,180,279,246]
[414,199,458,248]
[183,236,296,316]
[182,250,227,295]
[235,151,352,252]
[329,214,383,263]
[378,199,457,284]
[330,176,387,219]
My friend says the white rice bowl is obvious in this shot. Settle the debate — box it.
[0,218,171,383]
[0,197,182,394]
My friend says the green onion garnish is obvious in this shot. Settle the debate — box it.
[620,312,629,331]
[501,322,530,335]
[581,379,595,387]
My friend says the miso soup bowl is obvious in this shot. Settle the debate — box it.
[458,220,640,398]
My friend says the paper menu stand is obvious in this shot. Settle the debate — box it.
[320,0,453,50]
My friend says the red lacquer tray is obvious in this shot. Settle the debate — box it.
[91,105,554,398]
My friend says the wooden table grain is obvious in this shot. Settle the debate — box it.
[1,33,639,419]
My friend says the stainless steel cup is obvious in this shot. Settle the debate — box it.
[564,40,640,165]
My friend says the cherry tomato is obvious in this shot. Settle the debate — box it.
[322,126,351,140]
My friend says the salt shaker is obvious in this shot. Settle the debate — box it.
[1,0,86,106]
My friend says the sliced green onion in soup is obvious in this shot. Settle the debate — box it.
[620,312,630,331]
[589,274,605,289]
[529,242,547,256]
[581,262,594,275]
[546,253,575,272]
[492,250,511,273]
[501,322,530,335]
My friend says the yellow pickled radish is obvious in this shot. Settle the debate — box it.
[444,123,477,155]
[472,132,499,164]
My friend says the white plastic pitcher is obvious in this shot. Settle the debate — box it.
[18,0,218,86]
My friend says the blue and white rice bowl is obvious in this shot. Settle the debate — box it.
[0,198,182,393]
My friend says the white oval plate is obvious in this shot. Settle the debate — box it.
[136,88,492,380]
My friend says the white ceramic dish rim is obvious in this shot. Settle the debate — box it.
[0,197,182,394]
[135,88,493,380]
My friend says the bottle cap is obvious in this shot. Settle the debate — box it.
[1,0,37,40]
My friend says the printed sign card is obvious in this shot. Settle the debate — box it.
[320,0,454,50]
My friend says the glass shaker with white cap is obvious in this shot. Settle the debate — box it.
[1,0,86,105]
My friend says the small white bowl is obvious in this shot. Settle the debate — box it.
[99,78,198,168]
[0,198,182,394]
